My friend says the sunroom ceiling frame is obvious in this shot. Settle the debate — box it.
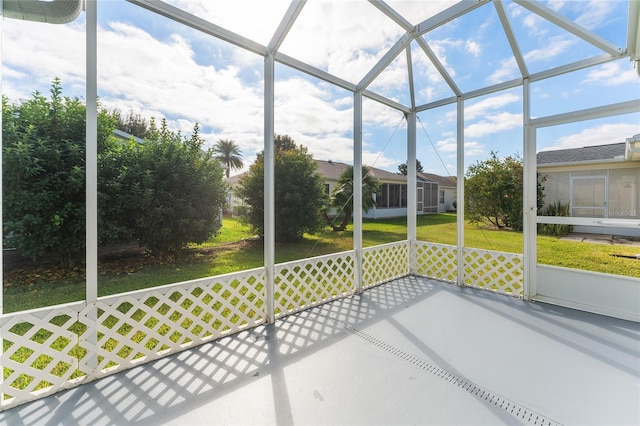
[127,0,634,116]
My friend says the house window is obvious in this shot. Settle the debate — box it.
[324,183,330,195]
[376,184,388,208]
[439,190,445,204]
[389,184,401,207]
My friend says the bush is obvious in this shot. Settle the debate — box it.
[538,201,574,236]
[100,120,227,255]
[2,79,114,267]
[236,134,327,243]
[465,152,544,231]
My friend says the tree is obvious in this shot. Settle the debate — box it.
[329,166,379,231]
[213,138,244,178]
[464,152,544,231]
[397,159,424,175]
[236,134,326,243]
[111,108,150,139]
[99,120,227,255]
[2,78,114,267]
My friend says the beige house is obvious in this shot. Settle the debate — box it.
[537,134,640,236]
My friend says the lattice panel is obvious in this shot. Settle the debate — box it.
[463,248,523,297]
[1,306,88,409]
[83,269,266,379]
[274,251,355,319]
[413,241,458,283]
[362,241,410,288]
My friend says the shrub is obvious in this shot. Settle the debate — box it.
[538,201,574,236]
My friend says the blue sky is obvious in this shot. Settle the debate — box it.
[2,0,639,177]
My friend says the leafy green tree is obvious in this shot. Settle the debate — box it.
[111,108,150,139]
[397,159,424,175]
[464,152,544,231]
[2,78,114,267]
[100,120,227,255]
[213,138,244,178]
[236,134,326,242]
[329,165,379,231]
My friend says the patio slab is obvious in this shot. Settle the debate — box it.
[0,276,638,425]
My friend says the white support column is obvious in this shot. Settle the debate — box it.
[456,97,465,287]
[522,78,537,300]
[264,54,276,323]
[407,111,417,273]
[0,3,4,317]
[86,0,98,304]
[84,0,98,375]
[354,91,363,293]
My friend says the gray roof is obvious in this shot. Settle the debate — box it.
[537,143,626,165]
[417,172,456,188]
[228,159,454,186]
[316,159,406,182]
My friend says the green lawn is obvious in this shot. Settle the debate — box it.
[3,214,638,313]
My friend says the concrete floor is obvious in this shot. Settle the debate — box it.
[1,276,638,425]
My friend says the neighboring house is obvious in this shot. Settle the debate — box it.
[418,172,457,212]
[226,159,455,218]
[537,134,640,237]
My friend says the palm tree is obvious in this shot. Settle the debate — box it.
[213,139,243,178]
[329,165,379,231]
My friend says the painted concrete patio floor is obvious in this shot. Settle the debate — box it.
[1,276,638,425]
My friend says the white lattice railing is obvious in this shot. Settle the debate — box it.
[1,267,266,409]
[362,241,410,288]
[274,251,355,319]
[413,241,457,283]
[463,247,524,296]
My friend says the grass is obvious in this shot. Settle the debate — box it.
[2,214,638,313]
[2,213,639,395]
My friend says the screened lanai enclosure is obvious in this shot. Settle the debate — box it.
[0,0,639,423]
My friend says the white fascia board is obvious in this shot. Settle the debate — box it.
[513,0,623,57]
[627,0,640,61]
[531,99,640,128]
[362,89,411,114]
[368,0,414,31]
[358,32,413,91]
[127,0,268,56]
[529,53,621,83]
[493,0,528,78]
[274,52,357,92]
[414,0,490,37]
[415,37,461,96]
[268,0,307,54]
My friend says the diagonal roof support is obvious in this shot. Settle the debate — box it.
[627,0,640,62]
[127,0,268,56]
[368,0,414,31]
[414,0,490,37]
[358,32,413,91]
[513,0,623,57]
[268,0,306,54]
[406,46,416,110]
[493,0,528,78]
[415,36,461,97]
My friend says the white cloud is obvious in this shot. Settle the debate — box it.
[574,0,618,30]
[487,57,520,85]
[465,39,480,57]
[524,37,574,63]
[540,123,640,151]
[582,62,640,86]
[464,94,521,120]
[465,112,523,138]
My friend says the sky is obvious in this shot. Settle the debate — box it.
[2,0,639,178]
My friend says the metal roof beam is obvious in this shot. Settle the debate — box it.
[414,0,490,37]
[363,89,411,114]
[415,36,461,97]
[358,32,413,91]
[513,0,623,57]
[368,0,414,31]
[406,46,416,110]
[127,0,268,56]
[274,52,357,92]
[493,0,528,78]
[531,99,640,128]
[415,96,458,113]
[268,0,306,54]
[529,53,621,83]
[627,0,640,62]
